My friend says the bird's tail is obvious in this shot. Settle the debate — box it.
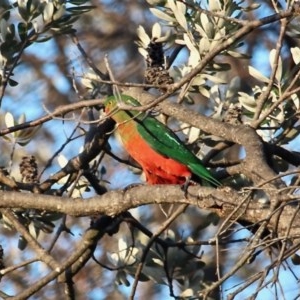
[188,162,221,187]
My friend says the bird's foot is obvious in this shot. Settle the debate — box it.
[181,176,193,198]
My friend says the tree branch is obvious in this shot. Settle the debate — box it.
[0,186,299,240]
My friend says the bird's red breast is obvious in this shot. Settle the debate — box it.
[117,122,191,184]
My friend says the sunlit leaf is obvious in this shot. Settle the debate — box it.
[4,112,14,128]
[152,22,161,38]
[238,92,256,113]
[58,154,68,168]
[184,125,200,144]
[180,288,194,297]
[291,47,300,65]
[16,124,41,146]
[226,76,241,100]
[149,7,175,22]
[18,113,26,124]
[199,86,210,98]
[227,50,250,59]
[43,2,54,22]
[211,62,231,71]
[138,47,148,59]
[167,0,187,31]
[0,19,7,41]
[152,258,164,267]
[191,75,205,86]
[137,25,150,48]
[195,23,206,37]
[210,84,221,104]
[200,13,214,38]
[28,222,39,239]
[183,33,200,66]
[291,93,300,110]
[248,66,269,83]
[199,37,210,53]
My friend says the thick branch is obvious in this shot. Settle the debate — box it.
[0,187,299,240]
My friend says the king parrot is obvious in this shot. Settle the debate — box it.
[104,94,220,187]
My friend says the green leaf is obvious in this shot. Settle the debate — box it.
[18,0,29,21]
[68,0,90,5]
[18,22,27,41]
[66,5,95,14]
[8,78,18,86]
[2,10,10,21]
[238,92,257,113]
[242,2,261,11]
[0,40,19,58]
[100,166,106,175]
[35,35,52,42]
[16,124,41,146]
[18,235,28,250]
[271,156,289,173]
[291,253,300,265]
[0,19,8,41]
[53,15,78,26]
[55,26,76,35]
[53,4,65,20]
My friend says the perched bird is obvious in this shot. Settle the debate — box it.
[104,94,220,187]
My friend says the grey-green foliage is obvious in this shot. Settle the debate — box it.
[239,47,300,147]
[107,228,211,298]
[134,0,259,111]
[150,2,257,71]
[1,208,63,250]
[0,0,93,87]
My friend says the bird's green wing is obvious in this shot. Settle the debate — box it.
[136,116,220,187]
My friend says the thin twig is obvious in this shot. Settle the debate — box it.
[129,204,188,300]
[0,209,60,270]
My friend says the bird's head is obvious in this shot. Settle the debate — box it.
[104,95,141,113]
[104,95,142,122]
[103,96,117,115]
